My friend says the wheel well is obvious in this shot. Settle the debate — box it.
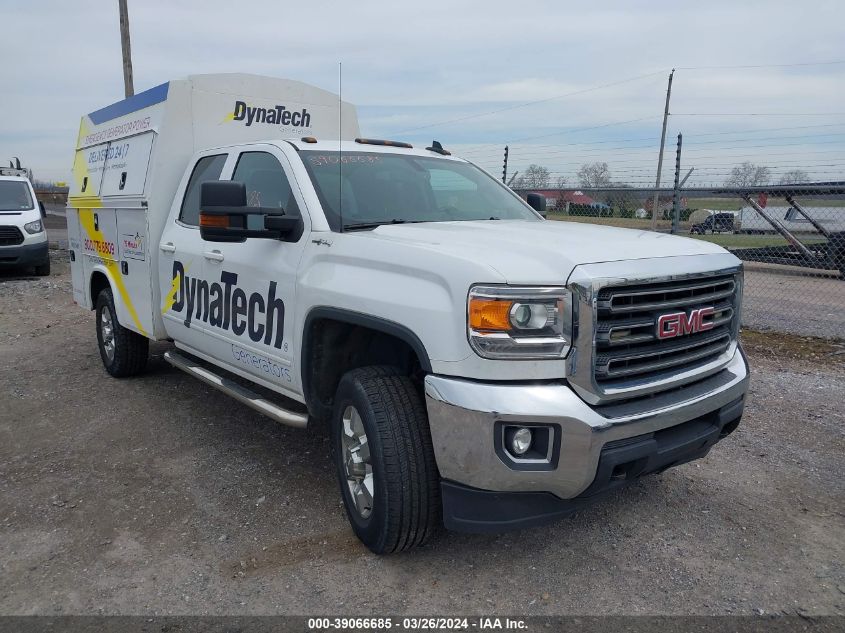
[303,314,429,420]
[89,271,110,308]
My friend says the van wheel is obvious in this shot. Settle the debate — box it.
[95,287,148,377]
[34,258,50,276]
[331,366,441,554]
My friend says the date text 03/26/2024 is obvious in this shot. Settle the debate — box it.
[306,617,528,630]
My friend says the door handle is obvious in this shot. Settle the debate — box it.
[203,250,225,262]
[160,242,176,253]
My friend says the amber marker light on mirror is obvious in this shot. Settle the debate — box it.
[199,213,229,228]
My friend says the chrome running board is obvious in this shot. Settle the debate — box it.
[164,350,309,428]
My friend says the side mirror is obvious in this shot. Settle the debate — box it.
[526,193,547,218]
[199,181,302,242]
[38,201,46,218]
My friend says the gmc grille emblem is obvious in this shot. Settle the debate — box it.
[656,307,715,339]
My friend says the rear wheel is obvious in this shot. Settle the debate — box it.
[331,366,441,554]
[95,287,148,377]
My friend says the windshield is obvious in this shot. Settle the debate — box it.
[0,181,34,211]
[300,151,540,231]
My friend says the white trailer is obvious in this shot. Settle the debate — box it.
[738,205,845,234]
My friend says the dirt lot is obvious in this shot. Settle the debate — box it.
[1,257,843,617]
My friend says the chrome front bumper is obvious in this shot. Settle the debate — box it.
[424,347,749,500]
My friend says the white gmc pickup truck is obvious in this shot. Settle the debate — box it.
[68,75,749,553]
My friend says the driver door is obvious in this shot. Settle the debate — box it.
[197,145,308,398]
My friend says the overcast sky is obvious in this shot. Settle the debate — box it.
[2,0,844,185]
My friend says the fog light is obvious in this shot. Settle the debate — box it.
[511,427,533,455]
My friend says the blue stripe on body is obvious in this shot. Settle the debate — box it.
[88,82,170,125]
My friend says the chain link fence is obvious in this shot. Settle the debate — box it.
[515,184,845,340]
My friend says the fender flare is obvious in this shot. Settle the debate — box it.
[301,306,433,411]
[88,265,123,312]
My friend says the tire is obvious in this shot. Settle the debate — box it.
[34,257,50,277]
[95,287,148,377]
[331,366,441,554]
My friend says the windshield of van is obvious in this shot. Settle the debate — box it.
[0,181,34,211]
[300,151,540,231]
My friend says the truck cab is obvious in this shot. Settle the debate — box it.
[68,75,749,554]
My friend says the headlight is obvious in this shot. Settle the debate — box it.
[24,220,43,234]
[468,285,573,359]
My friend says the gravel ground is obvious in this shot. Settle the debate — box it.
[0,257,844,617]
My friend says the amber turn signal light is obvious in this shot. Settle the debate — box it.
[469,298,514,331]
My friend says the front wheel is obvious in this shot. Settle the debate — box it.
[331,367,441,554]
[34,257,50,276]
[95,287,148,377]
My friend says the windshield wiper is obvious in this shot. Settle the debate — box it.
[343,219,428,232]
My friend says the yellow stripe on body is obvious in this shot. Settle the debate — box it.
[72,118,148,337]
[77,210,148,337]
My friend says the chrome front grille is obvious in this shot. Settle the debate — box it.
[597,277,736,315]
[594,273,738,387]
[566,255,743,406]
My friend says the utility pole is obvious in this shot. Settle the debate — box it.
[671,133,683,235]
[118,0,134,98]
[650,69,674,230]
[502,145,509,183]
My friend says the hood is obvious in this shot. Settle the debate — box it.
[354,219,730,284]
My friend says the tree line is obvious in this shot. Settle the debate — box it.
[511,161,812,189]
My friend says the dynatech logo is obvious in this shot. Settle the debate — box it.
[230,100,311,128]
[656,307,715,340]
[167,261,285,349]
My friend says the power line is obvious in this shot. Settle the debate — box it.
[676,60,845,70]
[390,70,667,134]
[461,138,845,164]
[677,132,845,147]
[454,123,845,157]
[673,112,845,117]
[667,122,845,137]
[506,116,662,144]
[508,156,845,170]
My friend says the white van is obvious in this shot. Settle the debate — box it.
[0,168,50,275]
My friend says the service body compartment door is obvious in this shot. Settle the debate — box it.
[116,208,154,336]
[77,207,150,337]
[100,132,155,198]
[70,143,109,199]
[78,208,118,264]
[66,208,86,307]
